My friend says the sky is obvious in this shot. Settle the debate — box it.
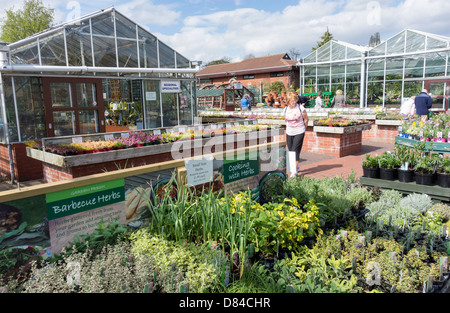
[1,0,450,65]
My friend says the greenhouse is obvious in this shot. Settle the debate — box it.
[300,29,450,110]
[0,7,198,144]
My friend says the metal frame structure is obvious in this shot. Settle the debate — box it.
[299,29,450,109]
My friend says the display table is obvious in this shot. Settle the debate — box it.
[395,136,450,154]
[360,176,450,202]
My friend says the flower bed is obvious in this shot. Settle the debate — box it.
[2,173,449,294]
[400,113,450,142]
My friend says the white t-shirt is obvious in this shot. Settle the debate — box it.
[284,105,306,136]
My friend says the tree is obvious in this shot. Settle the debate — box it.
[312,27,333,51]
[288,48,301,61]
[203,57,232,67]
[0,0,54,43]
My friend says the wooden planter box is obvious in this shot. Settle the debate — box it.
[27,129,284,183]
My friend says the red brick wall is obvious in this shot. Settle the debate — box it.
[210,71,299,94]
[0,143,44,182]
[42,136,275,183]
[362,123,399,144]
[280,127,363,158]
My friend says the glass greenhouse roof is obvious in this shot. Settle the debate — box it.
[7,7,193,72]
[303,40,369,64]
[368,29,450,57]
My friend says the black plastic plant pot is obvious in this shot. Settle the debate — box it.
[398,169,415,183]
[362,166,379,179]
[415,172,435,186]
[380,168,397,181]
[436,173,450,188]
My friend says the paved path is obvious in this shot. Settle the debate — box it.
[298,140,394,179]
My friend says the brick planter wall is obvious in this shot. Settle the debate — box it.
[28,130,283,183]
[0,143,44,182]
[303,127,363,157]
[362,121,400,144]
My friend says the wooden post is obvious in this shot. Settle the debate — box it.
[177,166,187,187]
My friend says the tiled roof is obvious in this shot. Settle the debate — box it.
[197,53,299,77]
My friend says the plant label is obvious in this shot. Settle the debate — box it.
[153,129,161,135]
[340,230,348,238]
[441,257,448,271]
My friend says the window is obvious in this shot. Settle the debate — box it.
[243,74,255,79]
[270,72,284,77]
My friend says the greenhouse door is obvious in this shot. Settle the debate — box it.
[43,78,106,137]
[424,80,449,111]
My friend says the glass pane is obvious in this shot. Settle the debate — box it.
[303,52,316,63]
[159,41,175,68]
[115,15,139,68]
[51,83,72,107]
[138,27,158,68]
[428,82,445,109]
[91,11,116,67]
[346,62,361,83]
[76,83,97,107]
[143,80,161,128]
[176,52,190,69]
[53,111,75,136]
[79,110,99,134]
[179,81,193,125]
[66,24,93,66]
[425,52,446,77]
[367,82,384,106]
[405,30,426,53]
[39,31,66,66]
[404,56,424,78]
[331,42,345,61]
[161,93,178,127]
[404,80,423,98]
[10,40,40,65]
[367,59,385,81]
[385,58,403,79]
[386,32,405,55]
[385,81,402,106]
[369,42,386,57]
[346,48,362,59]
[316,41,331,62]
[426,37,448,50]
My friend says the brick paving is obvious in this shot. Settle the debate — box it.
[298,140,394,180]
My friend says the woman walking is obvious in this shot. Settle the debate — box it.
[283,92,308,178]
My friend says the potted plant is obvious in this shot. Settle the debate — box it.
[395,144,416,183]
[413,157,436,186]
[379,152,400,181]
[362,154,380,178]
[436,157,450,188]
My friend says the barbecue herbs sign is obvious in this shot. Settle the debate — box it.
[46,179,125,220]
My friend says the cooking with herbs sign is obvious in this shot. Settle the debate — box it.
[46,179,125,220]
[223,152,259,184]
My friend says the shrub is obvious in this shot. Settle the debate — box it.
[428,202,450,222]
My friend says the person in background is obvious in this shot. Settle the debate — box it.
[247,94,253,111]
[414,89,432,121]
[331,89,345,107]
[240,94,249,111]
[297,94,310,107]
[283,92,308,178]
[314,91,324,109]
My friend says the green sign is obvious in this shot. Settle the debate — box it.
[223,152,259,184]
[46,179,125,220]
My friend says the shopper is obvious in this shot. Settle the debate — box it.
[414,89,432,121]
[247,94,253,111]
[297,94,310,107]
[241,94,249,111]
[331,89,345,107]
[314,91,324,109]
[283,92,308,178]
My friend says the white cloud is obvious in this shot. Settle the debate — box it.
[116,0,181,27]
[158,0,450,64]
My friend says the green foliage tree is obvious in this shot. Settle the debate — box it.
[0,0,54,43]
[313,27,333,51]
[203,57,231,67]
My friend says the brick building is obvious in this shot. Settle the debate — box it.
[197,53,300,97]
